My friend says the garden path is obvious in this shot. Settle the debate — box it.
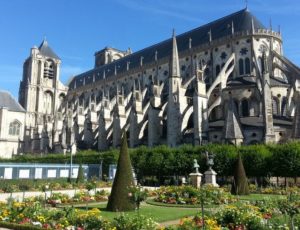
[0,186,158,202]
[0,187,110,202]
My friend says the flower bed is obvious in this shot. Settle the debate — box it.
[169,198,300,230]
[154,185,236,206]
[46,190,109,207]
[0,200,159,230]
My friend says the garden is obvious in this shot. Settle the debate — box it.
[0,138,300,229]
[0,185,299,229]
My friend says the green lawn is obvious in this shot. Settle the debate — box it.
[237,193,285,201]
[75,202,203,223]
[61,194,287,223]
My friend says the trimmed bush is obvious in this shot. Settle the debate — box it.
[76,163,85,184]
[231,154,250,195]
[2,142,300,184]
[106,132,135,211]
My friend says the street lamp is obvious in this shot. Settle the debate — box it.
[67,145,73,182]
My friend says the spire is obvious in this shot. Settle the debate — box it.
[189,38,192,49]
[127,61,130,71]
[103,70,106,80]
[140,56,144,66]
[251,17,255,34]
[155,50,158,62]
[208,29,212,43]
[38,38,60,60]
[170,29,180,78]
[224,98,244,141]
[231,21,235,35]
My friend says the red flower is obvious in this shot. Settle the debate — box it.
[263,213,272,219]
[19,218,31,224]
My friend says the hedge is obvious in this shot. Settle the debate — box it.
[1,142,300,181]
[0,222,43,230]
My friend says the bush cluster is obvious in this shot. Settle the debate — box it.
[1,142,300,183]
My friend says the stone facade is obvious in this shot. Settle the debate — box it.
[1,8,300,158]
[0,91,26,158]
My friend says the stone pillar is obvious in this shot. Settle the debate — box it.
[189,172,202,189]
[204,169,219,187]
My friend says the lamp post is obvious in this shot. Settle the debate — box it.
[67,145,73,183]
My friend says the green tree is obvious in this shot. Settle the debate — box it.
[106,132,135,211]
[231,153,249,195]
[76,163,85,184]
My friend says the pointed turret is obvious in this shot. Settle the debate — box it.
[170,29,180,78]
[167,30,183,147]
[224,98,244,145]
[38,39,60,60]
[261,51,275,143]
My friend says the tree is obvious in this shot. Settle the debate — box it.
[106,132,135,211]
[76,163,85,184]
[231,153,249,195]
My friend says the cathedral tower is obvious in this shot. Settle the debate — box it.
[19,39,68,152]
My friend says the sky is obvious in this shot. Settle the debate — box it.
[0,0,300,98]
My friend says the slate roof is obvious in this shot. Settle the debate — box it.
[69,8,266,89]
[38,39,60,60]
[270,77,289,87]
[0,91,25,112]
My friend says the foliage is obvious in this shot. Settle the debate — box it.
[231,154,250,195]
[107,132,135,211]
[0,178,110,193]
[174,215,221,230]
[128,185,148,210]
[112,214,158,230]
[76,163,85,184]
[154,185,236,206]
[1,142,300,184]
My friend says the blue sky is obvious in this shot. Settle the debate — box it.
[1,0,300,98]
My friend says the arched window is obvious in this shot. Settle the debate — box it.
[239,59,244,75]
[204,67,210,84]
[281,97,287,116]
[44,91,53,115]
[216,65,220,77]
[245,58,251,74]
[209,107,217,121]
[272,97,279,115]
[234,100,239,115]
[241,99,250,117]
[44,59,55,79]
[9,120,21,136]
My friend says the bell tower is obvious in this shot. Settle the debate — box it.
[19,39,68,152]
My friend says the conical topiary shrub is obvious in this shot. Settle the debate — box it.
[76,163,85,184]
[106,132,135,211]
[231,153,250,195]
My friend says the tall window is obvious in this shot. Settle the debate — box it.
[44,91,53,114]
[239,58,251,76]
[239,59,244,75]
[241,99,250,117]
[245,58,251,74]
[281,97,287,116]
[9,121,21,136]
[272,97,279,115]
